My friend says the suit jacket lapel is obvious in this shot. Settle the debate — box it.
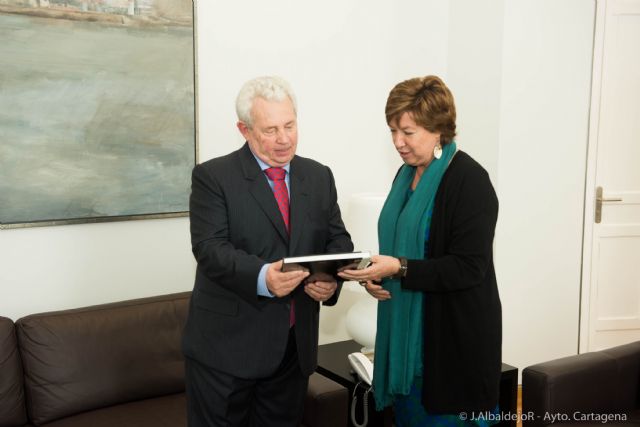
[288,157,309,255]
[239,144,289,243]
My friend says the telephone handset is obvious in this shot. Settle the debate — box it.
[348,352,373,427]
[348,352,373,385]
[357,258,372,270]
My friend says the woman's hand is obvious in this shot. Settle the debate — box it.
[362,280,392,300]
[338,255,401,282]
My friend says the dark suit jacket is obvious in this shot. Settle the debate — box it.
[182,143,353,378]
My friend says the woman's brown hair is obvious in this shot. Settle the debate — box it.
[385,75,457,145]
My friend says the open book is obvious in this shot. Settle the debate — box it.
[282,251,371,282]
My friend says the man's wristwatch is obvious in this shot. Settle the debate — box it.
[393,257,408,279]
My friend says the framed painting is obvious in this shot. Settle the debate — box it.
[0,0,197,229]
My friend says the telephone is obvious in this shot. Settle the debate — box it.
[348,352,373,385]
[348,352,373,426]
[357,258,372,270]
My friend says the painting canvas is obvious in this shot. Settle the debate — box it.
[0,0,196,228]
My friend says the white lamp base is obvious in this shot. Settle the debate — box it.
[345,294,377,355]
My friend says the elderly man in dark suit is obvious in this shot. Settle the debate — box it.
[182,76,353,426]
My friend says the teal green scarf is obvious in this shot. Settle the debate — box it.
[373,142,456,410]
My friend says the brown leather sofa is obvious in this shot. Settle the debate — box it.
[0,292,348,427]
[523,341,640,427]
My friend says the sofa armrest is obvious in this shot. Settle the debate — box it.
[600,341,640,408]
[302,373,348,427]
[523,352,619,426]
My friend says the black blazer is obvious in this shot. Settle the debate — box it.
[182,143,353,378]
[401,151,502,413]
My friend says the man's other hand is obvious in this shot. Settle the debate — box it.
[304,280,338,302]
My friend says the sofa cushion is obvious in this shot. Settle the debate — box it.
[41,393,186,427]
[16,292,190,425]
[0,316,28,427]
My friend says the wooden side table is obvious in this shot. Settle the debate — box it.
[499,362,518,427]
[317,340,518,427]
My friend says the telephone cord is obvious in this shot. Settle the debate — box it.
[350,381,372,427]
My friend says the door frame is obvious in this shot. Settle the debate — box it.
[578,0,606,354]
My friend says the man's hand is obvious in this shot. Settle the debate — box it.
[304,280,338,302]
[266,260,310,297]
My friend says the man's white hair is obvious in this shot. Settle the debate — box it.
[235,76,298,127]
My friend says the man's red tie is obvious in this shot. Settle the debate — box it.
[264,167,295,327]
[264,167,289,232]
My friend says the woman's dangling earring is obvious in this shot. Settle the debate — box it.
[433,144,442,160]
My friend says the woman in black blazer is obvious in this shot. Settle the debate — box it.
[340,76,501,426]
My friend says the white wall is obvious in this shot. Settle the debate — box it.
[495,0,595,369]
[0,0,596,376]
[0,217,194,320]
[446,0,504,183]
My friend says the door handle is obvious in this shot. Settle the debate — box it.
[595,186,623,223]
